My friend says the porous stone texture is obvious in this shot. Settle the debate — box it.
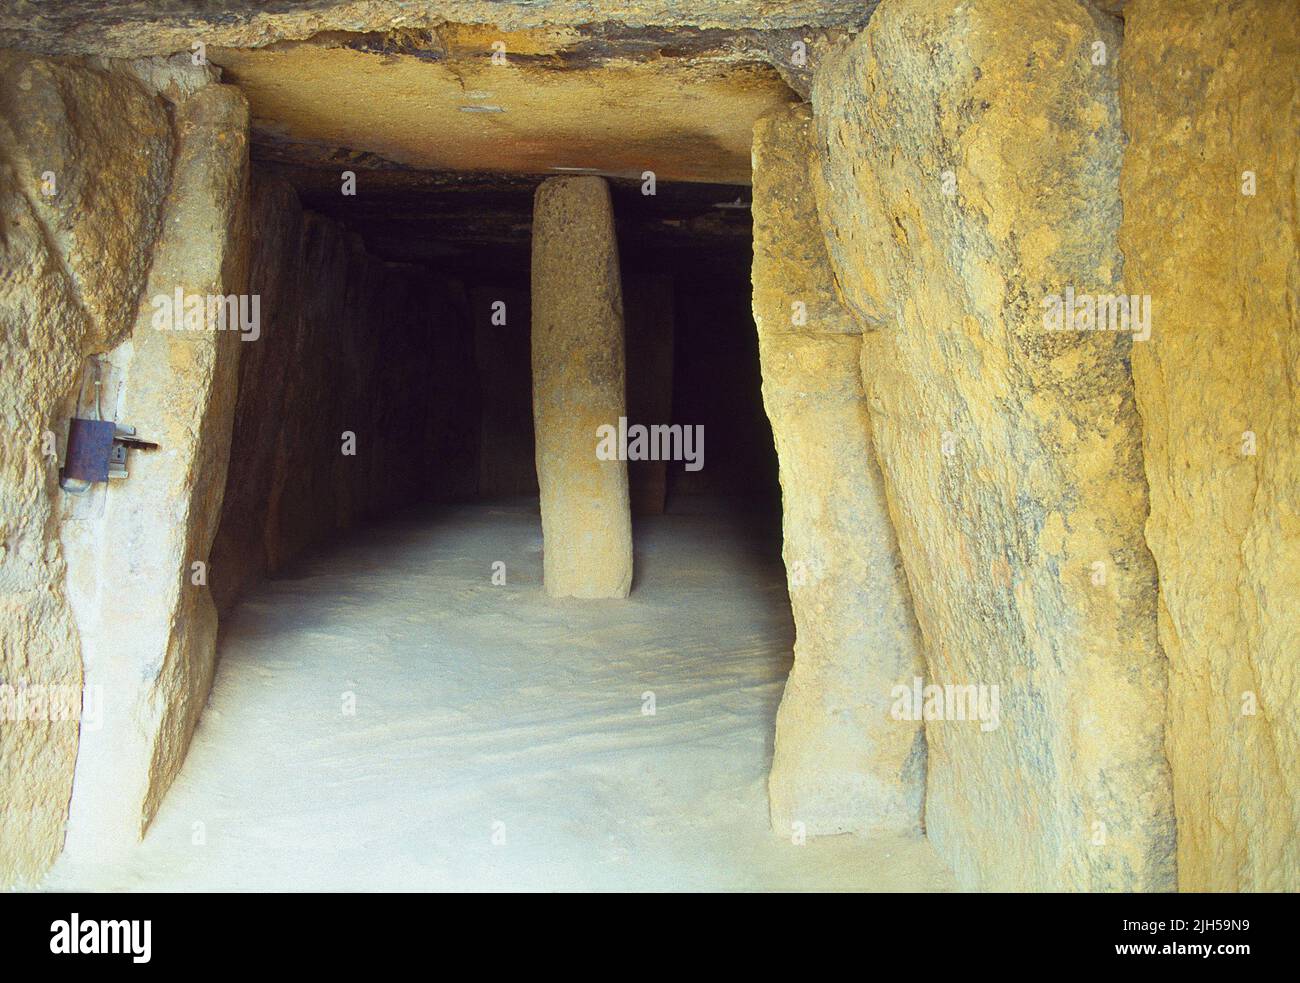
[59,82,252,860]
[752,104,925,836]
[207,175,306,613]
[0,52,172,886]
[120,51,221,102]
[811,0,1175,890]
[210,40,791,186]
[210,172,481,614]
[531,176,632,599]
[0,3,874,59]
[623,273,675,516]
[1121,0,1300,893]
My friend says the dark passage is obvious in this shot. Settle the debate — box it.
[210,163,781,615]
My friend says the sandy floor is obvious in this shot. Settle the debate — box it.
[47,500,954,892]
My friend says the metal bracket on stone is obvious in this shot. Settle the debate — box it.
[60,418,158,491]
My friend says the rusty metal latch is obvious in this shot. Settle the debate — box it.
[60,418,158,491]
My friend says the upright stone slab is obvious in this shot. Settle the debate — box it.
[262,213,348,573]
[0,53,172,887]
[1122,0,1300,893]
[209,174,306,615]
[753,104,927,836]
[811,0,1175,890]
[61,84,250,856]
[531,176,632,598]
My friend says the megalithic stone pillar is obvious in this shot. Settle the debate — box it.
[753,104,926,836]
[530,176,633,598]
[810,0,1175,890]
[62,83,250,858]
[1123,0,1300,892]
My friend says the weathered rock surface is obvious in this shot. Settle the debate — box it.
[212,175,480,613]
[753,104,925,836]
[61,81,251,857]
[754,103,925,832]
[1121,0,1300,893]
[265,213,350,571]
[211,40,791,186]
[0,52,172,887]
[811,0,1175,890]
[5,0,1290,899]
[531,176,632,599]
[0,3,873,59]
[207,175,305,614]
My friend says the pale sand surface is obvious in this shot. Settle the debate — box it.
[48,500,954,892]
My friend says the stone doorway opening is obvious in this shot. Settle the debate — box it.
[11,0,1290,897]
[44,121,949,890]
[21,26,952,890]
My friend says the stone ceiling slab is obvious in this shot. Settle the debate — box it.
[0,1,874,58]
[211,32,796,185]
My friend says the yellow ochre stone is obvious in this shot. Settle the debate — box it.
[810,0,1176,891]
[0,52,172,887]
[753,104,927,836]
[1122,0,1300,894]
[530,176,633,599]
[60,83,251,860]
